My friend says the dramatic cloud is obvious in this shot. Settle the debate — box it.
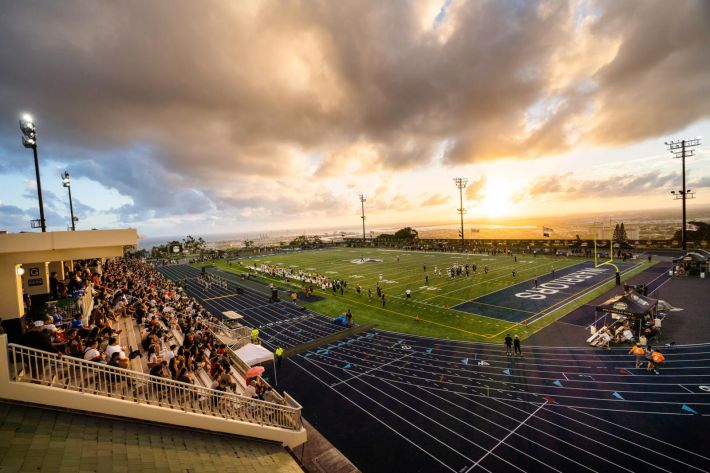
[521,171,681,200]
[0,0,707,232]
[421,194,449,207]
[465,177,487,202]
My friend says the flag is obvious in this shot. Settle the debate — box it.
[542,226,554,237]
[686,223,700,231]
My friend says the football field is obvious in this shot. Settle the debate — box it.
[202,247,648,342]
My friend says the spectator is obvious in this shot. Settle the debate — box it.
[83,339,105,363]
[70,313,84,330]
[21,321,58,353]
[105,337,126,361]
[49,272,59,300]
[243,380,258,398]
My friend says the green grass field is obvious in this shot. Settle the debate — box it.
[197,247,652,343]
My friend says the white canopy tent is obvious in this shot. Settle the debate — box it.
[234,343,277,384]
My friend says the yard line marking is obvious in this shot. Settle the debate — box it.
[465,401,549,473]
[331,353,415,387]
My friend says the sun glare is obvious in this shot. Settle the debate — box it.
[477,181,514,218]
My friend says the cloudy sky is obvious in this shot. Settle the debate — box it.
[1,0,709,237]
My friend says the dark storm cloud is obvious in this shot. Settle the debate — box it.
[0,0,707,224]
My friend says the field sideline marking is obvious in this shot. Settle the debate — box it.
[458,299,537,315]
[320,292,491,337]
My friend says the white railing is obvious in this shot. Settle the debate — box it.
[8,343,302,431]
[202,319,251,342]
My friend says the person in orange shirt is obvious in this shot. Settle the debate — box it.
[629,343,645,368]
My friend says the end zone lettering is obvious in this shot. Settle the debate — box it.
[515,267,610,300]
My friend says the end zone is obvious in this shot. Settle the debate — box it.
[452,261,638,323]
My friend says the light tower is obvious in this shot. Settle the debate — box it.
[61,171,77,231]
[453,178,468,252]
[19,114,46,232]
[359,194,367,242]
[666,138,701,251]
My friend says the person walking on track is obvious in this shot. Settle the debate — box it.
[513,335,522,357]
[647,347,665,374]
[629,343,645,368]
[505,334,513,356]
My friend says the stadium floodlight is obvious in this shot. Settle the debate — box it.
[61,171,76,231]
[454,177,468,252]
[19,112,46,232]
[667,138,701,251]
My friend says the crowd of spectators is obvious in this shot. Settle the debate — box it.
[19,257,277,402]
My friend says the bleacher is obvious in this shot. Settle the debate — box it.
[1,257,306,449]
[156,264,349,350]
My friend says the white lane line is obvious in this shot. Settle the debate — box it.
[331,352,415,387]
[373,327,710,351]
[491,397,686,473]
[464,401,548,473]
[566,405,710,463]
[305,350,710,401]
[339,372,536,473]
[394,382,603,472]
[679,384,694,393]
[295,356,472,471]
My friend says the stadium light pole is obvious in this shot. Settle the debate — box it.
[454,178,468,252]
[19,114,46,232]
[61,171,76,231]
[359,194,367,243]
[667,138,701,251]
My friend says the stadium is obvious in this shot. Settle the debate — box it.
[1,1,710,472]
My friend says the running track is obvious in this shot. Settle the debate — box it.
[156,264,346,349]
[158,264,710,472]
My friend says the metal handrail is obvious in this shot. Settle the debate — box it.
[7,343,302,431]
[201,319,251,341]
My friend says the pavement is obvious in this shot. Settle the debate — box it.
[0,401,303,473]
